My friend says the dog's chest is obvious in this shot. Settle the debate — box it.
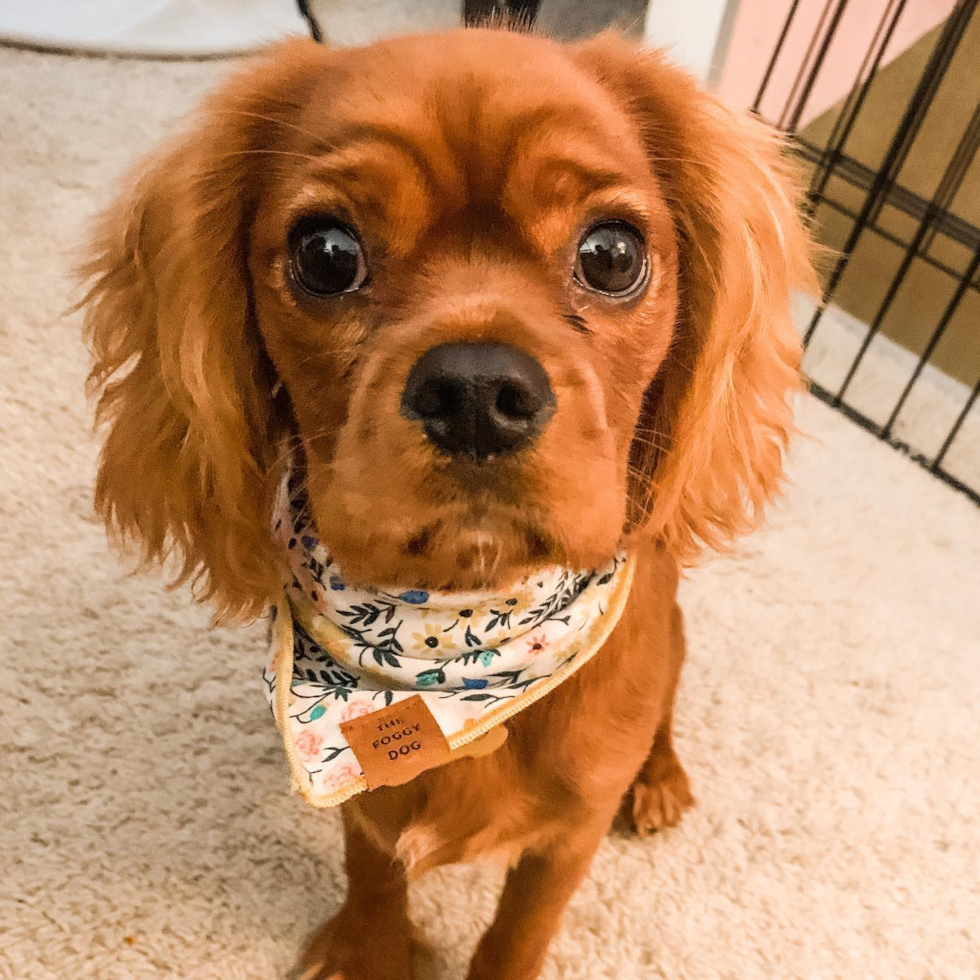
[352,651,666,874]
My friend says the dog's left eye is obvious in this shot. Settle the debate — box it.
[574,222,647,296]
[289,218,367,296]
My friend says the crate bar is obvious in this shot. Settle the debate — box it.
[804,0,908,218]
[834,97,980,403]
[811,193,979,290]
[784,0,851,133]
[752,0,804,113]
[775,0,841,130]
[932,374,980,474]
[796,138,980,258]
[806,380,980,506]
[882,245,980,439]
[800,0,977,348]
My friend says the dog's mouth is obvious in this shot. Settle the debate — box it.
[293,419,629,593]
[311,495,564,594]
[399,510,558,580]
[289,337,627,592]
[279,421,563,593]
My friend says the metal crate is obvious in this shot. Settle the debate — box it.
[754,0,980,504]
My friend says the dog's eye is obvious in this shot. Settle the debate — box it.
[574,222,647,296]
[289,218,367,296]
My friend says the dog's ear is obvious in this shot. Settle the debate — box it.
[574,36,816,559]
[81,39,323,622]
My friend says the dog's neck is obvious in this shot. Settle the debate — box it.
[263,480,634,808]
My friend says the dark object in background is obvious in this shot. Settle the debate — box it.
[466,0,648,37]
[296,0,646,49]
[295,0,323,43]
[463,0,542,27]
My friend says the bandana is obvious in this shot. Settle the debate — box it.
[264,478,635,808]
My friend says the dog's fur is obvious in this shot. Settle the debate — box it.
[82,28,814,980]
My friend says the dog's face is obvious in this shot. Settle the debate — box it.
[248,32,678,589]
[83,30,813,619]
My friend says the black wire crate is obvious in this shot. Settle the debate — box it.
[753,0,980,505]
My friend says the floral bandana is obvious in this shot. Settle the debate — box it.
[264,476,635,808]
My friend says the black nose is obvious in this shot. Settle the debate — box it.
[401,342,555,459]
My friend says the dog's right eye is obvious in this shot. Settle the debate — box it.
[289,218,367,296]
[574,222,647,297]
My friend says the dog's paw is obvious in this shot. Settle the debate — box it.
[291,910,416,980]
[629,758,695,836]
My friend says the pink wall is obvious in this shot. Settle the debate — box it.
[718,0,957,127]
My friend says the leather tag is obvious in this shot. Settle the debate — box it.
[340,695,452,789]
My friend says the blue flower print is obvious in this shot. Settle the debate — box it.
[329,575,346,591]
[398,590,430,605]
[463,677,489,690]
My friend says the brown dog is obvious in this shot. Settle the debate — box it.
[81,27,813,980]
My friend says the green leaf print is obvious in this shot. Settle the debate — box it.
[416,668,446,687]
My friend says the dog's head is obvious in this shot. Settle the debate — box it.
[82,29,813,621]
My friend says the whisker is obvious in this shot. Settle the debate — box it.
[269,435,305,475]
[650,155,724,170]
[630,431,672,454]
[210,148,323,164]
[287,347,357,375]
[212,108,326,144]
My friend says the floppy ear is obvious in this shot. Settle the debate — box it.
[575,36,816,559]
[81,39,323,622]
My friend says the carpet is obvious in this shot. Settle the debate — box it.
[2,42,979,980]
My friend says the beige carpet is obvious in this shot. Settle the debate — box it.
[2,43,980,980]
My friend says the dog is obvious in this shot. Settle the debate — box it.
[81,26,813,980]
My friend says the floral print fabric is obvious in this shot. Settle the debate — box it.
[263,475,633,808]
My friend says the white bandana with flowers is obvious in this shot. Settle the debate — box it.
[263,476,634,808]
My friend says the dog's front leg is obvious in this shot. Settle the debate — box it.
[466,824,607,980]
[295,807,414,980]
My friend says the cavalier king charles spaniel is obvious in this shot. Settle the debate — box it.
[82,26,814,980]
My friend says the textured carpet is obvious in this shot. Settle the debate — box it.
[2,42,980,980]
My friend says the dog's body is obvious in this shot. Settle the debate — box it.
[82,28,813,980]
[321,538,685,979]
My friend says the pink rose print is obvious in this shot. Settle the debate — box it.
[294,729,324,761]
[526,634,548,655]
[323,764,359,789]
[340,700,377,723]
